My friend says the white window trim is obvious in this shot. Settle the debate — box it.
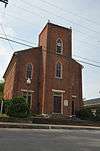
[55,62,63,79]
[56,38,63,55]
[52,89,65,93]
[52,89,65,114]
[21,89,34,93]
[71,95,77,98]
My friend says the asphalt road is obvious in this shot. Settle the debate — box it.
[0,129,100,151]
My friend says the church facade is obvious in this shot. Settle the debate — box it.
[3,22,83,116]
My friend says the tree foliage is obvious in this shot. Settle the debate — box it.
[7,96,29,118]
[0,81,4,99]
[78,108,94,120]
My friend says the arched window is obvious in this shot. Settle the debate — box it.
[26,64,33,79]
[55,62,62,79]
[56,38,63,54]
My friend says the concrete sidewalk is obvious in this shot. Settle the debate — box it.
[0,122,100,130]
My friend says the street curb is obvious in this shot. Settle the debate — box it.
[0,122,100,130]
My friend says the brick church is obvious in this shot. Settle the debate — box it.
[3,22,83,116]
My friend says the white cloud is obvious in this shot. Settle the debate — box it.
[0,15,3,24]
[4,26,16,37]
[0,25,16,38]
[0,47,6,56]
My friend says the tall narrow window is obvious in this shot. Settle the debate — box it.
[55,62,62,79]
[56,38,63,54]
[26,64,33,79]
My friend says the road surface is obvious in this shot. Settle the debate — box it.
[0,128,100,151]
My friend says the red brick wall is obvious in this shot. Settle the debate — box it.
[68,60,83,115]
[14,48,42,112]
[4,22,83,116]
[3,56,17,100]
[39,24,48,50]
[47,23,72,58]
[4,48,43,113]
[39,24,48,113]
[39,23,82,116]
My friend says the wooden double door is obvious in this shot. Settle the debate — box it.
[53,95,62,113]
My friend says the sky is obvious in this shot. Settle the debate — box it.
[0,0,100,100]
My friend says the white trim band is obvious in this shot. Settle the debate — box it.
[52,89,65,93]
[21,89,34,93]
[72,95,77,98]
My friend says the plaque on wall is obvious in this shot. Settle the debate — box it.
[64,100,68,106]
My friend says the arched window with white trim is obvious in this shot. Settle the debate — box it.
[55,62,62,79]
[26,64,33,79]
[56,38,63,54]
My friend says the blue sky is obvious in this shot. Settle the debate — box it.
[0,0,100,100]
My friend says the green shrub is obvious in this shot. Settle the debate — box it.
[78,108,93,120]
[0,81,4,99]
[0,99,1,112]
[3,100,12,114]
[7,96,29,118]
[94,109,100,121]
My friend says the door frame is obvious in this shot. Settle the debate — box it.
[52,89,65,114]
[21,89,34,109]
[53,94,62,113]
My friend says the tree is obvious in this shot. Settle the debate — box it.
[0,81,4,99]
[7,96,30,118]
[78,108,93,120]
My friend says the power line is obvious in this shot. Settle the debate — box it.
[7,1,100,48]
[0,0,8,7]
[0,2,14,53]
[1,1,100,45]
[0,11,38,28]
[0,2,100,68]
[13,0,100,47]
[74,55,100,64]
[0,36,33,47]
[21,0,100,35]
[76,38,100,49]
[76,59,100,68]
[0,32,33,45]
[11,1,45,19]
[0,24,14,51]
[39,0,99,26]
[0,35,100,68]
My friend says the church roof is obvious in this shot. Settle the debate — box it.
[39,22,71,37]
[3,47,41,78]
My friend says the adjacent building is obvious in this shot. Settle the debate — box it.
[84,98,100,114]
[3,22,83,116]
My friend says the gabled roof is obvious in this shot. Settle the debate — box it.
[71,58,83,68]
[84,98,100,106]
[3,46,41,78]
[39,22,71,37]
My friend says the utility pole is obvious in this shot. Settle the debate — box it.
[0,0,8,8]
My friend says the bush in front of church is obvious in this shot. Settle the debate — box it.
[94,108,100,121]
[7,96,30,118]
[78,108,93,120]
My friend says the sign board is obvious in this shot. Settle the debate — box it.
[64,100,68,106]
